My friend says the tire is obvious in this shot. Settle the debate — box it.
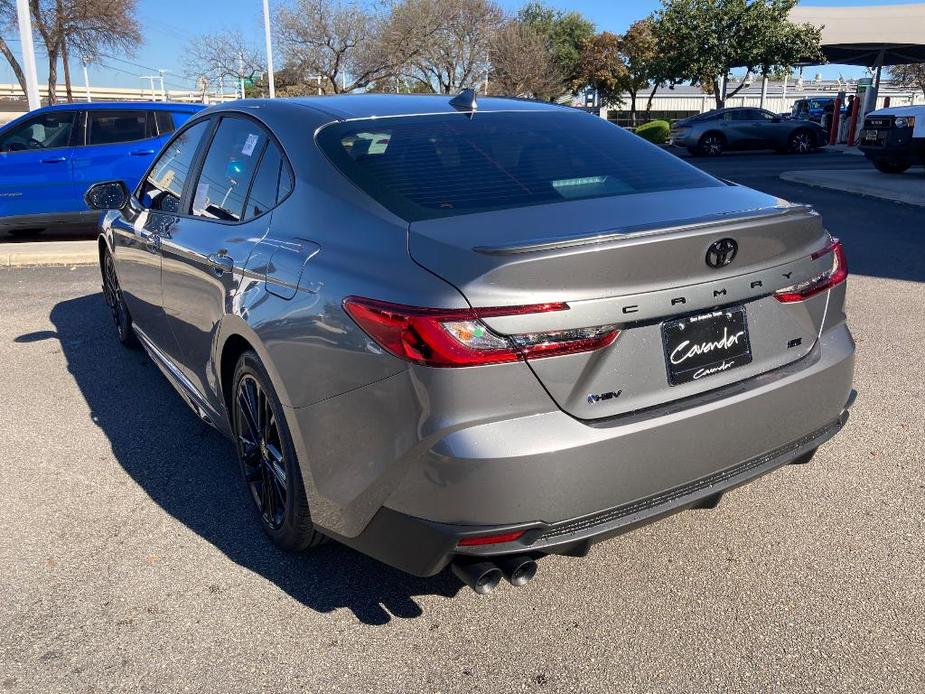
[232,350,324,552]
[872,159,911,174]
[697,132,725,156]
[101,249,138,348]
[788,129,815,154]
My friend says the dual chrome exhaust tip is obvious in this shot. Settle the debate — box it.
[451,555,538,595]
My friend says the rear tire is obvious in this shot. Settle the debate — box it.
[697,133,725,156]
[232,350,325,552]
[101,249,138,348]
[872,159,911,174]
[788,129,815,154]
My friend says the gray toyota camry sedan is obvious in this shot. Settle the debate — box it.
[86,93,855,594]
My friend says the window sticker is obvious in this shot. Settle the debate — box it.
[193,182,210,213]
[242,133,260,157]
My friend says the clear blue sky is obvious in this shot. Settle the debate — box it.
[1,0,921,92]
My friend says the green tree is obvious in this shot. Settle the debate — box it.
[621,18,658,125]
[889,64,925,99]
[652,0,822,109]
[577,32,627,107]
[518,2,594,92]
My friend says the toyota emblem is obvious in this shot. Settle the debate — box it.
[705,238,738,268]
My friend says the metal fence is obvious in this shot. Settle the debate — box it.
[603,87,924,127]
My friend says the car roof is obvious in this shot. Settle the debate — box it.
[33,101,204,113]
[206,94,573,123]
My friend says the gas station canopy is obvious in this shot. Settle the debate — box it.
[790,3,925,66]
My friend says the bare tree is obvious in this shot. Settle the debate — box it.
[393,0,504,94]
[26,0,139,103]
[488,20,562,100]
[183,30,264,98]
[0,1,28,97]
[275,0,440,95]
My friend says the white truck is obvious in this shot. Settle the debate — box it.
[857,105,925,174]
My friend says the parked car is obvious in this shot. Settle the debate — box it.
[791,97,847,130]
[0,101,204,236]
[87,94,855,593]
[857,105,925,174]
[670,107,828,156]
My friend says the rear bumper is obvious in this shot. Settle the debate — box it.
[334,394,853,577]
[329,323,856,576]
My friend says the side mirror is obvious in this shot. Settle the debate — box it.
[84,180,129,211]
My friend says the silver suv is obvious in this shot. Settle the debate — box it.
[87,94,855,594]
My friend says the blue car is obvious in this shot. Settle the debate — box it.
[0,101,204,236]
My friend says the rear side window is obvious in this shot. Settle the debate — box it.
[87,110,149,145]
[243,142,291,220]
[317,111,721,220]
[154,111,175,136]
[139,119,210,213]
[191,117,269,222]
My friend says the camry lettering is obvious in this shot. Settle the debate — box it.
[670,327,746,365]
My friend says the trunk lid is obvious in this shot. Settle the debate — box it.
[408,185,833,419]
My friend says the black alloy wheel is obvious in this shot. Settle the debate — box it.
[231,351,323,551]
[102,251,137,347]
[236,373,288,531]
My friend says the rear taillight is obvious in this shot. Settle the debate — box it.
[343,297,619,367]
[774,239,847,303]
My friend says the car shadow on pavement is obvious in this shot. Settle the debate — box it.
[32,292,464,625]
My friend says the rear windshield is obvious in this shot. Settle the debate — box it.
[316,111,723,220]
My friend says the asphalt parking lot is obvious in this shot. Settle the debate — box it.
[1,151,924,693]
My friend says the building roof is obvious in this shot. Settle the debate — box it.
[790,3,925,66]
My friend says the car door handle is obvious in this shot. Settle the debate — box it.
[207,252,234,276]
[130,149,156,156]
[41,156,67,163]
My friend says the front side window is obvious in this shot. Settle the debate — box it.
[139,119,210,213]
[191,117,268,222]
[318,111,722,220]
[0,112,75,152]
[87,110,149,145]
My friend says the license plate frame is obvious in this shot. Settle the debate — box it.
[661,307,753,386]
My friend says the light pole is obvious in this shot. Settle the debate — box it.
[238,54,246,99]
[262,0,275,98]
[15,0,41,110]
[82,57,91,102]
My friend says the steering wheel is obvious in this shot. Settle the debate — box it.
[27,138,43,149]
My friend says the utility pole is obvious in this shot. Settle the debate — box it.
[262,0,275,98]
[15,0,41,110]
[82,57,91,102]
[239,54,246,99]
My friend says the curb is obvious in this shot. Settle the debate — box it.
[0,240,98,268]
[779,170,925,208]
